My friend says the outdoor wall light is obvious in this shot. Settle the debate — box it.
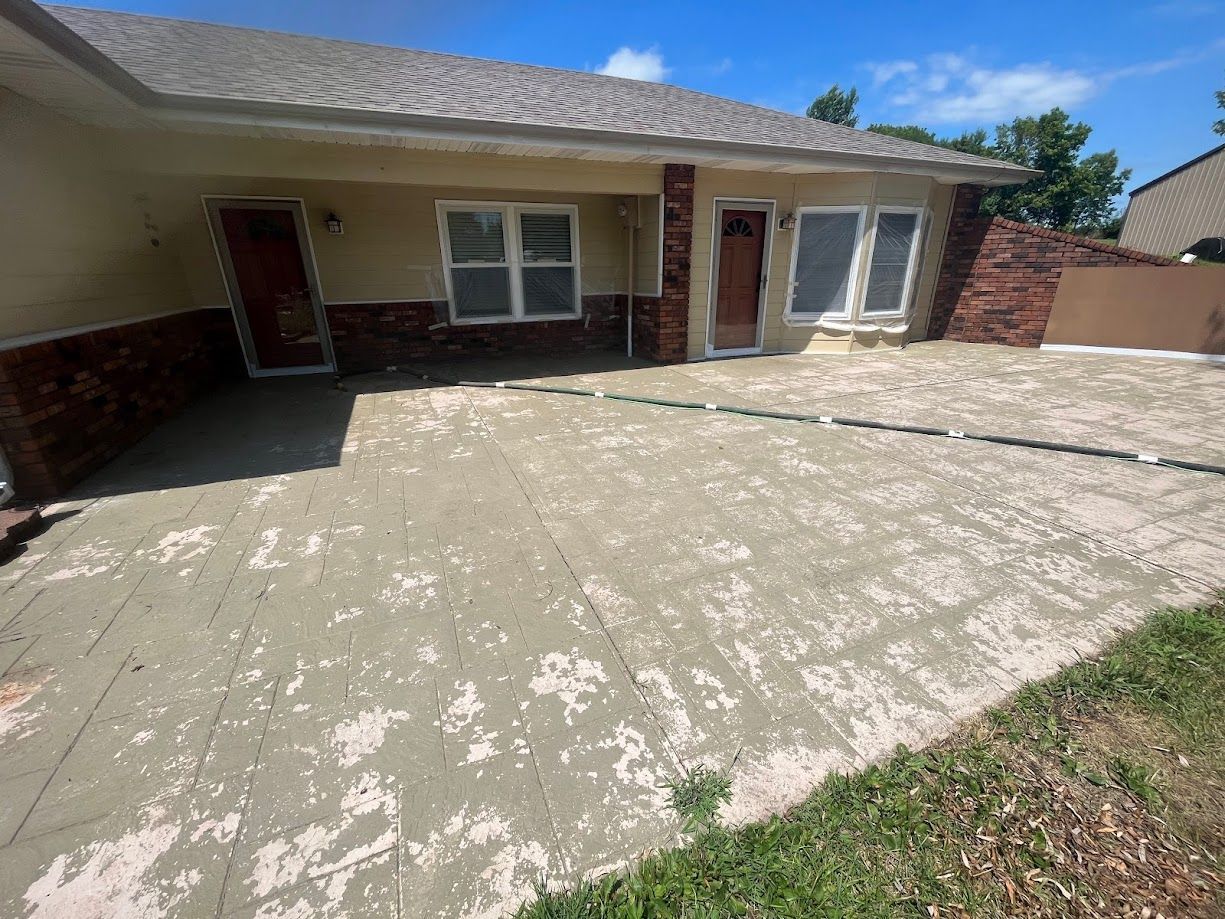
[779,212,797,231]
[325,212,344,235]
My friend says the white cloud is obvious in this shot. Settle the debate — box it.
[867,60,916,86]
[869,41,1224,124]
[595,47,669,82]
[875,54,1097,122]
[916,63,1097,122]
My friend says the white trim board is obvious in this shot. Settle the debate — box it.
[0,306,230,353]
[1040,344,1225,364]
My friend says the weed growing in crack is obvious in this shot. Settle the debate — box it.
[662,759,736,835]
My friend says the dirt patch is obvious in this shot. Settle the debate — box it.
[1078,704,1225,855]
[939,702,1223,918]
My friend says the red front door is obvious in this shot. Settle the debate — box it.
[713,209,766,351]
[219,207,325,369]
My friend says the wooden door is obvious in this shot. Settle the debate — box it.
[713,209,766,351]
[218,207,324,369]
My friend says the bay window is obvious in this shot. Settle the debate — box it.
[784,204,928,325]
[861,207,924,318]
[437,202,581,323]
[783,206,866,321]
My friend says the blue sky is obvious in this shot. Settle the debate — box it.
[65,0,1225,193]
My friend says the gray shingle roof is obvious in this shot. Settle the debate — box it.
[45,4,1030,178]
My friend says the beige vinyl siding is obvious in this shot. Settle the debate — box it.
[0,89,192,338]
[155,179,630,308]
[1118,147,1225,256]
[689,167,951,359]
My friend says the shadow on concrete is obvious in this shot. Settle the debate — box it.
[68,376,358,499]
[64,350,656,500]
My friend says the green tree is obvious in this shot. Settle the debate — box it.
[941,128,992,157]
[806,84,859,127]
[1215,83,1224,135]
[867,124,992,157]
[980,108,1130,233]
[866,123,937,145]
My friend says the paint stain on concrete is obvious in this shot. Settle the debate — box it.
[0,667,54,741]
[331,707,411,769]
[528,651,609,725]
[248,529,285,571]
[148,526,219,565]
[21,806,180,919]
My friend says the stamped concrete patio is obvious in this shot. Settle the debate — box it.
[1,341,1221,918]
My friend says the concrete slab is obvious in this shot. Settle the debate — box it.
[0,342,1221,916]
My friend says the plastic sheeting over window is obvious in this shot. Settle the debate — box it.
[522,267,575,315]
[789,211,860,318]
[451,267,513,318]
[863,211,919,316]
[439,203,581,323]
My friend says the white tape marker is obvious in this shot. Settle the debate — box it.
[948,430,966,438]
[1136,454,1160,464]
[818,416,833,424]
[495,381,506,388]
[594,391,605,398]
[704,403,718,411]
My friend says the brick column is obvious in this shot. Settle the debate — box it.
[634,163,694,363]
[927,184,986,339]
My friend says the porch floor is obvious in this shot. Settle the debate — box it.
[1,342,1222,918]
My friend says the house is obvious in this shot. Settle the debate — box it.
[0,1,1038,499]
[1118,144,1225,256]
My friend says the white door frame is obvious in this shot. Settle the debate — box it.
[705,197,776,358]
[202,196,336,377]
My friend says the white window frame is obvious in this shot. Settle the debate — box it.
[783,205,868,325]
[857,205,927,321]
[435,200,582,325]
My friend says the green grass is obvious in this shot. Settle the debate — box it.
[517,594,1225,918]
[662,761,735,835]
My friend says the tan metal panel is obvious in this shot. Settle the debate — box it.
[1043,266,1225,354]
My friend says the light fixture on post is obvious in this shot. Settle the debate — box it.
[778,212,797,231]
[324,211,344,235]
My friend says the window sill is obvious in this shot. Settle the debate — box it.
[782,314,852,328]
[448,312,583,327]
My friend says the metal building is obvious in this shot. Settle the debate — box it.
[1118,144,1225,256]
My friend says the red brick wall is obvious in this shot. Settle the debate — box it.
[0,309,246,499]
[326,294,627,372]
[929,185,1178,347]
[633,164,694,363]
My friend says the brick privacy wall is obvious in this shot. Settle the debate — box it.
[0,309,245,499]
[326,294,627,372]
[633,164,694,363]
[929,185,1178,347]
